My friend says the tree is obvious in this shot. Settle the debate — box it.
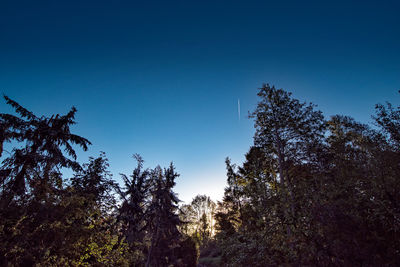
[0,97,134,266]
[215,84,400,265]
[0,95,90,200]
[250,84,325,186]
[0,95,200,266]
[66,153,131,266]
[374,92,400,149]
[146,164,182,267]
[0,96,92,265]
[117,154,151,265]
[117,157,198,266]
[180,194,216,244]
[250,84,325,257]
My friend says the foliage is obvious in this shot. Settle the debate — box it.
[179,194,216,246]
[2,85,399,266]
[145,164,183,267]
[0,96,196,266]
[215,84,400,266]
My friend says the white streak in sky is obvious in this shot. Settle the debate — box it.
[238,99,240,121]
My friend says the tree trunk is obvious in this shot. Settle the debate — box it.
[146,216,161,267]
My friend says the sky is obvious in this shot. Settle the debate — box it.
[1,0,399,203]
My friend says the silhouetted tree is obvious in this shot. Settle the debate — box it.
[146,164,182,267]
[117,154,151,264]
[0,97,131,266]
[0,96,90,200]
[215,84,400,266]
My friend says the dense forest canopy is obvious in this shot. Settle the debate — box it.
[1,85,399,266]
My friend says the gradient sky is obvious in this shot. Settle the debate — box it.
[1,0,399,203]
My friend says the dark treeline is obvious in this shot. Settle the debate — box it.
[1,84,399,266]
[0,96,196,266]
[215,85,400,266]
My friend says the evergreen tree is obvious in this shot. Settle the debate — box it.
[117,154,151,265]
[0,97,131,266]
[66,153,131,266]
[146,164,182,267]
[0,95,90,199]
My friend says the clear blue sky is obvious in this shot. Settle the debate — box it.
[1,0,399,203]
